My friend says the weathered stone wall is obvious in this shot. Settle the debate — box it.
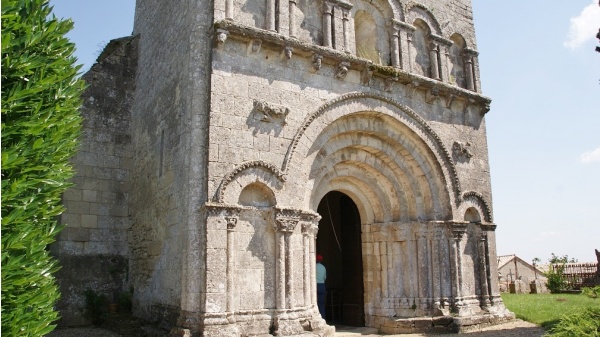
[53,36,137,326]
[129,0,213,325]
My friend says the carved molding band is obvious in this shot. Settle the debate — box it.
[462,191,493,223]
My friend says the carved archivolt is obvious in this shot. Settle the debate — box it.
[282,92,462,202]
[215,160,286,203]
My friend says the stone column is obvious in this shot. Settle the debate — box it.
[302,223,312,306]
[429,41,441,81]
[266,0,277,31]
[478,231,491,307]
[342,8,350,53]
[289,0,297,37]
[450,223,468,310]
[390,22,401,68]
[397,22,415,72]
[431,227,442,309]
[416,227,430,311]
[463,49,478,91]
[226,216,238,313]
[225,0,233,20]
[322,2,334,47]
[275,214,299,309]
[432,36,453,83]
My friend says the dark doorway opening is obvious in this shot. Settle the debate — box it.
[316,191,365,326]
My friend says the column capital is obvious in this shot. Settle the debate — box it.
[225,216,238,230]
[463,48,479,57]
[479,223,497,232]
[431,34,453,47]
[451,222,468,240]
[392,19,416,32]
[275,216,299,232]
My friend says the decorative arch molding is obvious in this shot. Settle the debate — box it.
[354,0,399,21]
[404,2,443,35]
[215,160,286,203]
[282,92,462,203]
[460,191,493,223]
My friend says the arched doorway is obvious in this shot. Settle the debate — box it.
[316,191,364,326]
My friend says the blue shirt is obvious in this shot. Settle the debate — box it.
[316,262,326,284]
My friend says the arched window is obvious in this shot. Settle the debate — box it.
[449,33,467,88]
[412,19,431,78]
[354,10,380,63]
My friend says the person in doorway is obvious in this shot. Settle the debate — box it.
[316,254,327,319]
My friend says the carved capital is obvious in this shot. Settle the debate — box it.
[451,223,468,240]
[275,216,300,233]
[226,216,238,230]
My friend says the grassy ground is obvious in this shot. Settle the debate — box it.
[501,293,599,330]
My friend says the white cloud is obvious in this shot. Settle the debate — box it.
[564,1,600,49]
[580,146,600,163]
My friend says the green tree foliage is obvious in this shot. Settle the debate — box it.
[1,0,84,335]
[545,253,578,293]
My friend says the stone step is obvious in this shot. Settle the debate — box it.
[333,326,380,336]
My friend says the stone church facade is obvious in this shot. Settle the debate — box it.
[54,0,513,335]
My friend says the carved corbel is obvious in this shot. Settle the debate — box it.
[446,94,456,109]
[283,46,293,59]
[480,101,491,115]
[216,29,229,48]
[406,80,420,98]
[248,39,262,54]
[425,87,440,104]
[335,61,350,79]
[384,77,398,92]
[360,63,374,85]
[312,53,323,71]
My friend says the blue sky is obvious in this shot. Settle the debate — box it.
[49,1,600,263]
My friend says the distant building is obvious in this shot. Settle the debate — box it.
[497,255,547,293]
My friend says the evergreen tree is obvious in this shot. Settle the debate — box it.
[1,0,84,335]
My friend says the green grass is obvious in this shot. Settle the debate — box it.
[501,293,600,330]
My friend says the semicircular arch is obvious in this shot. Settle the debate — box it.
[283,92,461,216]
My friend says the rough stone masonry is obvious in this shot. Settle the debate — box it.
[53,0,514,336]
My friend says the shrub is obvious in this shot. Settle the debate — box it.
[545,307,600,337]
[1,0,84,335]
[581,286,600,299]
[546,265,568,294]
